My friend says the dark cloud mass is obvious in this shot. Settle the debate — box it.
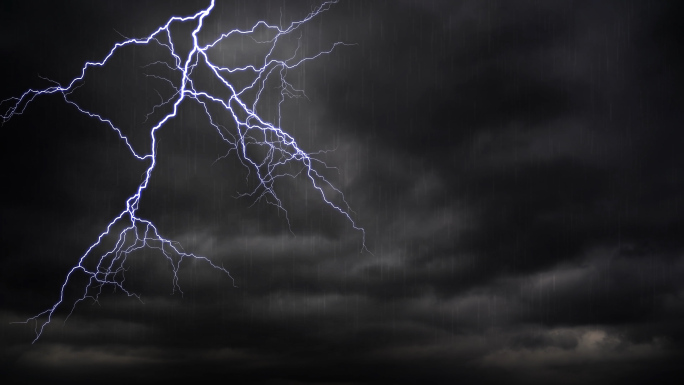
[2,0,684,384]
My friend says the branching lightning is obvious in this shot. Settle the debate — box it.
[1,0,365,342]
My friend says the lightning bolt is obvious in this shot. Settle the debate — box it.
[2,0,366,343]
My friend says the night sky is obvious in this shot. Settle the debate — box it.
[2,1,684,384]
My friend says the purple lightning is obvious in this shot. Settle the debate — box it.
[1,0,366,343]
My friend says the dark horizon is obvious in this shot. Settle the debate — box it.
[2,1,683,384]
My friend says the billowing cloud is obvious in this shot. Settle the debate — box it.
[2,0,683,384]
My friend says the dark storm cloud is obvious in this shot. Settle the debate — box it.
[2,1,684,384]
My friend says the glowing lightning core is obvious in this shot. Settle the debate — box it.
[1,0,365,342]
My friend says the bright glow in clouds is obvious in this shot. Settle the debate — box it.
[1,0,365,342]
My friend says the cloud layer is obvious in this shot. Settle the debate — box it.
[2,0,683,384]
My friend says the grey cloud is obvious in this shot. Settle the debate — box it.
[3,1,684,384]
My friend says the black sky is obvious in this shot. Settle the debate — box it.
[2,1,684,384]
